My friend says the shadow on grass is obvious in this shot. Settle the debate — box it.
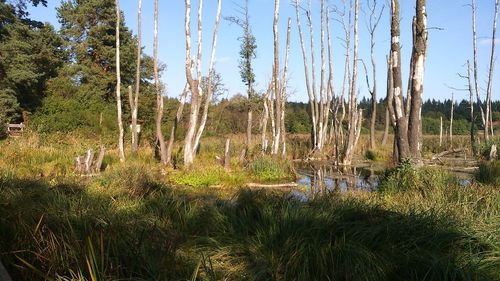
[0,175,497,281]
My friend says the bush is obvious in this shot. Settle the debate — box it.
[476,161,500,185]
[365,149,381,161]
[247,155,294,182]
[475,138,500,159]
[379,161,456,194]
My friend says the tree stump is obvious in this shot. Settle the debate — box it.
[75,146,106,175]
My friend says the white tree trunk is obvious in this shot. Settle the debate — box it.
[115,0,125,162]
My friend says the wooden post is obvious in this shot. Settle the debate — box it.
[224,138,230,170]
[115,0,125,162]
[450,93,454,148]
[93,146,106,173]
[0,261,12,281]
[84,149,94,174]
[439,116,443,147]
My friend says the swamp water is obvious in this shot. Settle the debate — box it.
[291,162,475,201]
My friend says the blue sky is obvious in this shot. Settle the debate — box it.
[28,0,499,103]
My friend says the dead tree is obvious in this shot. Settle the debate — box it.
[470,0,487,139]
[450,93,454,147]
[131,0,142,154]
[261,82,272,153]
[485,0,500,140]
[183,0,222,166]
[466,60,475,152]
[343,0,362,165]
[440,116,443,147]
[390,0,411,163]
[270,0,283,155]
[153,0,167,164]
[294,0,331,154]
[280,17,292,157]
[407,0,428,163]
[115,0,125,162]
[382,55,395,146]
[166,84,188,165]
[364,0,384,149]
[225,0,257,158]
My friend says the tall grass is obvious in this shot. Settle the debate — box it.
[1,168,498,280]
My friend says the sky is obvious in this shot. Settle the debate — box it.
[28,0,500,103]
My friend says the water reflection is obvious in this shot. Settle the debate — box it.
[296,162,381,197]
[294,161,475,200]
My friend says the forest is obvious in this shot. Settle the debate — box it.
[0,0,499,280]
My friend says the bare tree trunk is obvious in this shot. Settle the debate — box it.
[390,0,410,163]
[153,0,167,165]
[382,55,394,146]
[485,0,500,141]
[261,82,271,153]
[294,0,316,150]
[271,0,281,155]
[471,0,486,137]
[224,138,230,170]
[439,116,443,147]
[132,0,142,154]
[407,0,427,163]
[466,60,475,153]
[343,0,360,165]
[280,17,292,157]
[325,5,334,146]
[366,0,384,150]
[128,85,138,153]
[183,0,222,166]
[115,0,125,162]
[450,93,454,147]
[166,84,189,165]
[193,0,222,152]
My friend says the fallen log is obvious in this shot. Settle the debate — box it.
[244,182,298,189]
[431,149,464,160]
[0,261,12,281]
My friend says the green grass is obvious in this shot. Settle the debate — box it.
[1,167,498,280]
[476,160,500,185]
[0,134,499,280]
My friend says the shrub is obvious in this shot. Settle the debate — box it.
[247,155,294,182]
[379,161,457,194]
[365,149,381,161]
[475,138,500,159]
[476,161,500,185]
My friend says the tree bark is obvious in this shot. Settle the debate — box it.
[153,0,167,165]
[183,0,222,166]
[407,0,427,163]
[366,0,384,150]
[343,0,360,165]
[390,0,410,163]
[471,0,486,137]
[382,55,394,146]
[280,17,291,157]
[115,0,125,162]
[132,0,142,154]
[450,93,454,148]
[166,84,189,165]
[271,0,281,155]
[466,60,475,153]
[485,0,500,141]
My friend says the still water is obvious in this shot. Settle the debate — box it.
[292,161,474,201]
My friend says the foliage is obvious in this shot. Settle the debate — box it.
[365,149,382,161]
[475,137,500,159]
[247,155,294,182]
[0,173,498,280]
[476,161,500,185]
[378,161,456,194]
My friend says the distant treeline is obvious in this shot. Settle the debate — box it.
[1,0,498,140]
